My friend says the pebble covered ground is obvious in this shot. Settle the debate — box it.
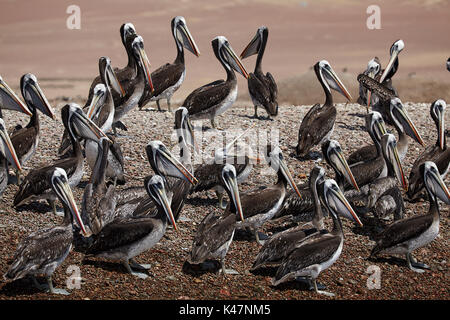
[0,98,448,300]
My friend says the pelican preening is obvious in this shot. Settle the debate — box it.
[139,16,200,112]
[0,16,448,300]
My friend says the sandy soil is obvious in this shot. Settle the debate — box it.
[0,98,448,300]
[0,0,449,102]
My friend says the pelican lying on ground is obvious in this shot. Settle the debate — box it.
[188,164,244,274]
[4,168,88,295]
[272,179,363,296]
[0,118,22,196]
[371,161,449,272]
[408,100,448,200]
[83,175,177,279]
[296,60,352,158]
[14,103,109,214]
[240,26,278,119]
[139,16,200,112]
[183,36,249,129]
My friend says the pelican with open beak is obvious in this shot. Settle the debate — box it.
[189,164,244,275]
[371,161,449,273]
[182,36,248,129]
[14,103,110,214]
[139,16,200,112]
[296,60,352,158]
[4,168,88,295]
[83,174,178,280]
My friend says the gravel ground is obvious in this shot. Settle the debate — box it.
[0,98,448,300]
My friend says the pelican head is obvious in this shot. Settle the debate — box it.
[87,84,107,120]
[99,56,125,98]
[0,75,31,115]
[322,139,360,192]
[381,134,408,192]
[212,36,249,79]
[120,22,137,45]
[145,175,177,230]
[131,35,154,93]
[172,16,200,57]
[421,161,450,205]
[20,73,55,119]
[240,26,268,59]
[316,60,352,101]
[379,39,404,83]
[366,111,387,144]
[221,164,244,222]
[389,98,424,146]
[430,99,446,150]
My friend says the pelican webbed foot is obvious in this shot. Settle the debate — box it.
[312,279,334,297]
[219,259,239,275]
[123,260,150,279]
[255,231,269,245]
[129,259,151,270]
[406,253,429,273]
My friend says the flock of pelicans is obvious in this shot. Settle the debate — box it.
[0,17,448,297]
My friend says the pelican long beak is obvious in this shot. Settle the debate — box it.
[278,157,302,199]
[322,64,352,101]
[25,79,55,119]
[178,23,200,57]
[0,120,22,171]
[86,87,105,119]
[385,135,408,192]
[223,42,249,79]
[138,46,154,93]
[391,100,425,146]
[437,106,445,151]
[52,170,88,235]
[380,50,399,84]
[155,145,197,185]
[425,162,450,204]
[70,107,111,143]
[240,32,260,59]
[329,146,360,192]
[223,168,244,222]
[155,180,177,231]
[105,62,125,98]
[0,78,32,116]
[326,180,363,227]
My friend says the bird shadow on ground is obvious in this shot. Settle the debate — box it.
[0,277,45,297]
[14,202,52,214]
[82,258,134,276]
[349,211,389,242]
[182,260,221,276]
[237,114,274,121]
[250,266,278,277]
[367,256,407,269]
[186,196,219,208]
[348,112,366,119]
[336,121,366,132]
[232,229,258,243]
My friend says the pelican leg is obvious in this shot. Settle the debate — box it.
[312,279,334,297]
[219,258,239,275]
[167,97,172,112]
[15,170,21,185]
[122,260,149,279]
[216,191,227,209]
[406,253,429,272]
[129,259,152,271]
[156,100,162,112]
[210,118,223,130]
[31,275,48,291]
[46,276,70,295]
[253,106,258,118]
